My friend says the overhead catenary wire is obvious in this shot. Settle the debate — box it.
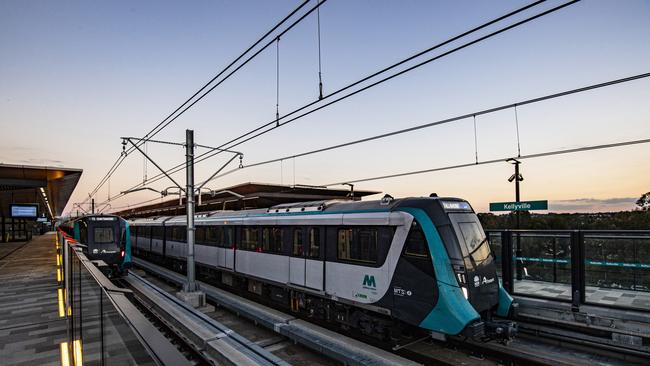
[105,68,646,211]
[112,137,650,214]
[193,71,650,188]
[322,137,650,186]
[102,0,563,207]
[226,0,581,149]
[143,0,327,141]
[91,0,328,204]
[179,0,580,169]
[109,196,165,211]
[194,0,553,157]
[84,0,318,202]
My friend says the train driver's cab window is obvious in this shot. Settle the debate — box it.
[94,227,114,244]
[308,228,320,259]
[458,222,490,264]
[293,228,303,256]
[404,221,429,258]
[337,227,377,264]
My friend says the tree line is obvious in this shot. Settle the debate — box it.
[478,210,649,230]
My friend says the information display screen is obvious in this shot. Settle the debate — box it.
[10,204,39,218]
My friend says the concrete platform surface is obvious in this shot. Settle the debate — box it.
[0,233,66,366]
[514,279,650,309]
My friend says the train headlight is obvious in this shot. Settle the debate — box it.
[462,287,469,300]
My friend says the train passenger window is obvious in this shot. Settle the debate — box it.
[404,222,429,258]
[171,227,187,242]
[196,226,206,244]
[262,227,283,253]
[338,227,378,264]
[94,227,114,243]
[153,227,164,240]
[131,227,137,246]
[337,228,353,260]
[292,228,303,256]
[241,227,258,251]
[357,228,378,263]
[205,226,219,246]
[308,228,320,259]
[222,227,233,248]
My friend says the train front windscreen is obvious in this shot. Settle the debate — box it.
[88,217,121,258]
[443,203,500,313]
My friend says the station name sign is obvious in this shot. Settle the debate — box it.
[489,200,548,212]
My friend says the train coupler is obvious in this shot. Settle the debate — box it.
[484,320,517,344]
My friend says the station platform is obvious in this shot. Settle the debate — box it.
[0,232,65,366]
[0,240,28,260]
[514,279,650,309]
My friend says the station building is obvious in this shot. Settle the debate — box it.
[0,163,81,241]
[114,182,380,218]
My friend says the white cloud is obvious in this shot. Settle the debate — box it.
[549,197,638,212]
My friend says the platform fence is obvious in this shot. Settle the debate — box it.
[486,230,650,312]
[57,231,158,366]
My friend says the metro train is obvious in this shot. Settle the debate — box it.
[130,195,516,342]
[59,214,132,277]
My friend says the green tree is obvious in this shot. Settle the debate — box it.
[636,192,650,211]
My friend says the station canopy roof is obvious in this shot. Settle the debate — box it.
[114,182,380,219]
[0,163,82,218]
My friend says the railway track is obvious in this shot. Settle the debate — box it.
[117,270,337,366]
[398,317,649,365]
[117,279,210,366]
[132,256,649,366]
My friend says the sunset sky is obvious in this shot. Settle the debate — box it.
[1,0,649,215]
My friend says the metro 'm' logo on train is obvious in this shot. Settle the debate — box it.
[362,275,376,289]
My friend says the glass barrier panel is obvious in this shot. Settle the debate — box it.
[63,240,157,366]
[81,261,103,365]
[584,234,650,311]
[513,233,572,300]
[487,232,502,279]
[102,291,157,365]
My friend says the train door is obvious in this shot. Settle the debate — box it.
[392,220,438,325]
[223,226,235,270]
[217,245,226,268]
[289,227,324,290]
[289,227,306,286]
